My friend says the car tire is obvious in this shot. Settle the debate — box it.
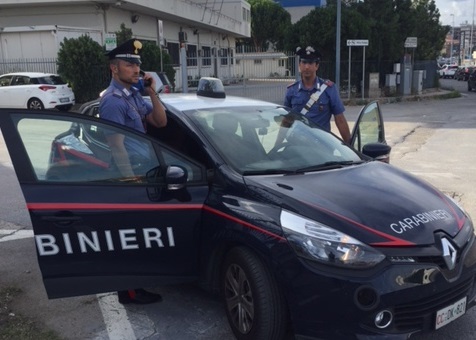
[27,98,45,110]
[469,82,473,92]
[221,247,288,340]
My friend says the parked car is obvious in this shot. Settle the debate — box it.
[438,64,458,78]
[454,66,466,81]
[456,66,474,81]
[468,68,476,91]
[0,72,75,111]
[138,70,173,94]
[0,78,475,340]
[157,71,173,93]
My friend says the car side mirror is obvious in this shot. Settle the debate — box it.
[166,165,188,190]
[362,143,391,163]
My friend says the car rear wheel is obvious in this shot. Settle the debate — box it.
[468,82,473,92]
[27,98,44,110]
[221,247,288,340]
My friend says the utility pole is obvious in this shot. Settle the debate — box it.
[471,0,475,64]
[336,0,341,91]
[450,14,454,64]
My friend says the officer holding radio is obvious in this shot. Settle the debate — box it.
[284,46,351,144]
[99,39,166,304]
[100,39,167,178]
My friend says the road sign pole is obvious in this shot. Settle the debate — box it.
[348,46,351,100]
[362,46,366,100]
[346,40,369,100]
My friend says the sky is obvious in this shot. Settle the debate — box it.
[435,0,476,26]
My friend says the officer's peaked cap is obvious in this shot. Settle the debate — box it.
[296,46,321,63]
[106,39,143,65]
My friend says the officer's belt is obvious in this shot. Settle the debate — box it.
[300,84,328,115]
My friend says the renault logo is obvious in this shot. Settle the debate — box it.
[441,238,457,270]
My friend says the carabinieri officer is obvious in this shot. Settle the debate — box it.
[99,39,166,305]
[284,46,351,144]
[100,39,167,178]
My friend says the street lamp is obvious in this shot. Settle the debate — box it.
[450,14,454,64]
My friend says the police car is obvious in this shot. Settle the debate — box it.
[0,78,475,340]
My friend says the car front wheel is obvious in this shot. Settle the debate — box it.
[27,98,44,110]
[221,247,288,340]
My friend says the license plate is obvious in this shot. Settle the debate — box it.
[60,97,69,103]
[435,296,466,330]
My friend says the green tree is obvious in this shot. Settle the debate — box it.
[57,35,108,103]
[397,0,447,60]
[284,3,370,57]
[285,0,446,71]
[115,23,133,45]
[243,0,292,50]
[140,42,176,89]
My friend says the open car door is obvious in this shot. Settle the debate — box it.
[0,109,208,298]
[350,100,390,162]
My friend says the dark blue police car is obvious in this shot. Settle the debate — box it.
[0,78,475,339]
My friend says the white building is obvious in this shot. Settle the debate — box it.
[0,0,252,88]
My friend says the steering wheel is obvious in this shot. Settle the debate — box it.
[267,142,289,158]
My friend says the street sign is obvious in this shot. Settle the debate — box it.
[105,33,117,51]
[347,39,369,46]
[404,37,417,48]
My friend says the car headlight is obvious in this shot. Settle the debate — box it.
[281,210,385,268]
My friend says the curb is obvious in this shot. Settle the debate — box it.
[342,89,458,106]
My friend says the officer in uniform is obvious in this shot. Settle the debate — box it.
[284,46,351,144]
[100,39,166,304]
[100,38,167,178]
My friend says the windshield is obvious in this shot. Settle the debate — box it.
[187,106,361,174]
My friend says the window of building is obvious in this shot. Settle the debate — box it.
[167,42,180,66]
[187,44,197,66]
[202,46,211,66]
[220,48,228,66]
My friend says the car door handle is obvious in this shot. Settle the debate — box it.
[41,215,82,226]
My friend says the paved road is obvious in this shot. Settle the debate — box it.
[1,79,476,339]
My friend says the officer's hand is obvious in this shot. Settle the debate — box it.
[143,73,156,94]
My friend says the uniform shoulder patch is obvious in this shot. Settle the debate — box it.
[112,88,123,97]
[287,81,298,88]
[324,79,334,87]
[101,88,122,99]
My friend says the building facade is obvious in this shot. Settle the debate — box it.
[0,0,252,87]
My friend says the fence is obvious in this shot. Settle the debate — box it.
[1,55,439,105]
[0,58,58,75]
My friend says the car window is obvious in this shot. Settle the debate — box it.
[352,101,382,150]
[37,75,66,85]
[12,76,30,86]
[13,115,202,183]
[0,75,13,87]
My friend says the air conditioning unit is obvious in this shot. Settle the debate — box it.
[178,31,188,43]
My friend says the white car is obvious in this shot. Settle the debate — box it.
[0,72,75,111]
[438,65,458,78]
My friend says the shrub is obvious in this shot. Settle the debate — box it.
[57,35,109,103]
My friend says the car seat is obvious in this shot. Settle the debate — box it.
[211,113,262,169]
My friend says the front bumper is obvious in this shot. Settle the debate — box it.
[281,235,476,339]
